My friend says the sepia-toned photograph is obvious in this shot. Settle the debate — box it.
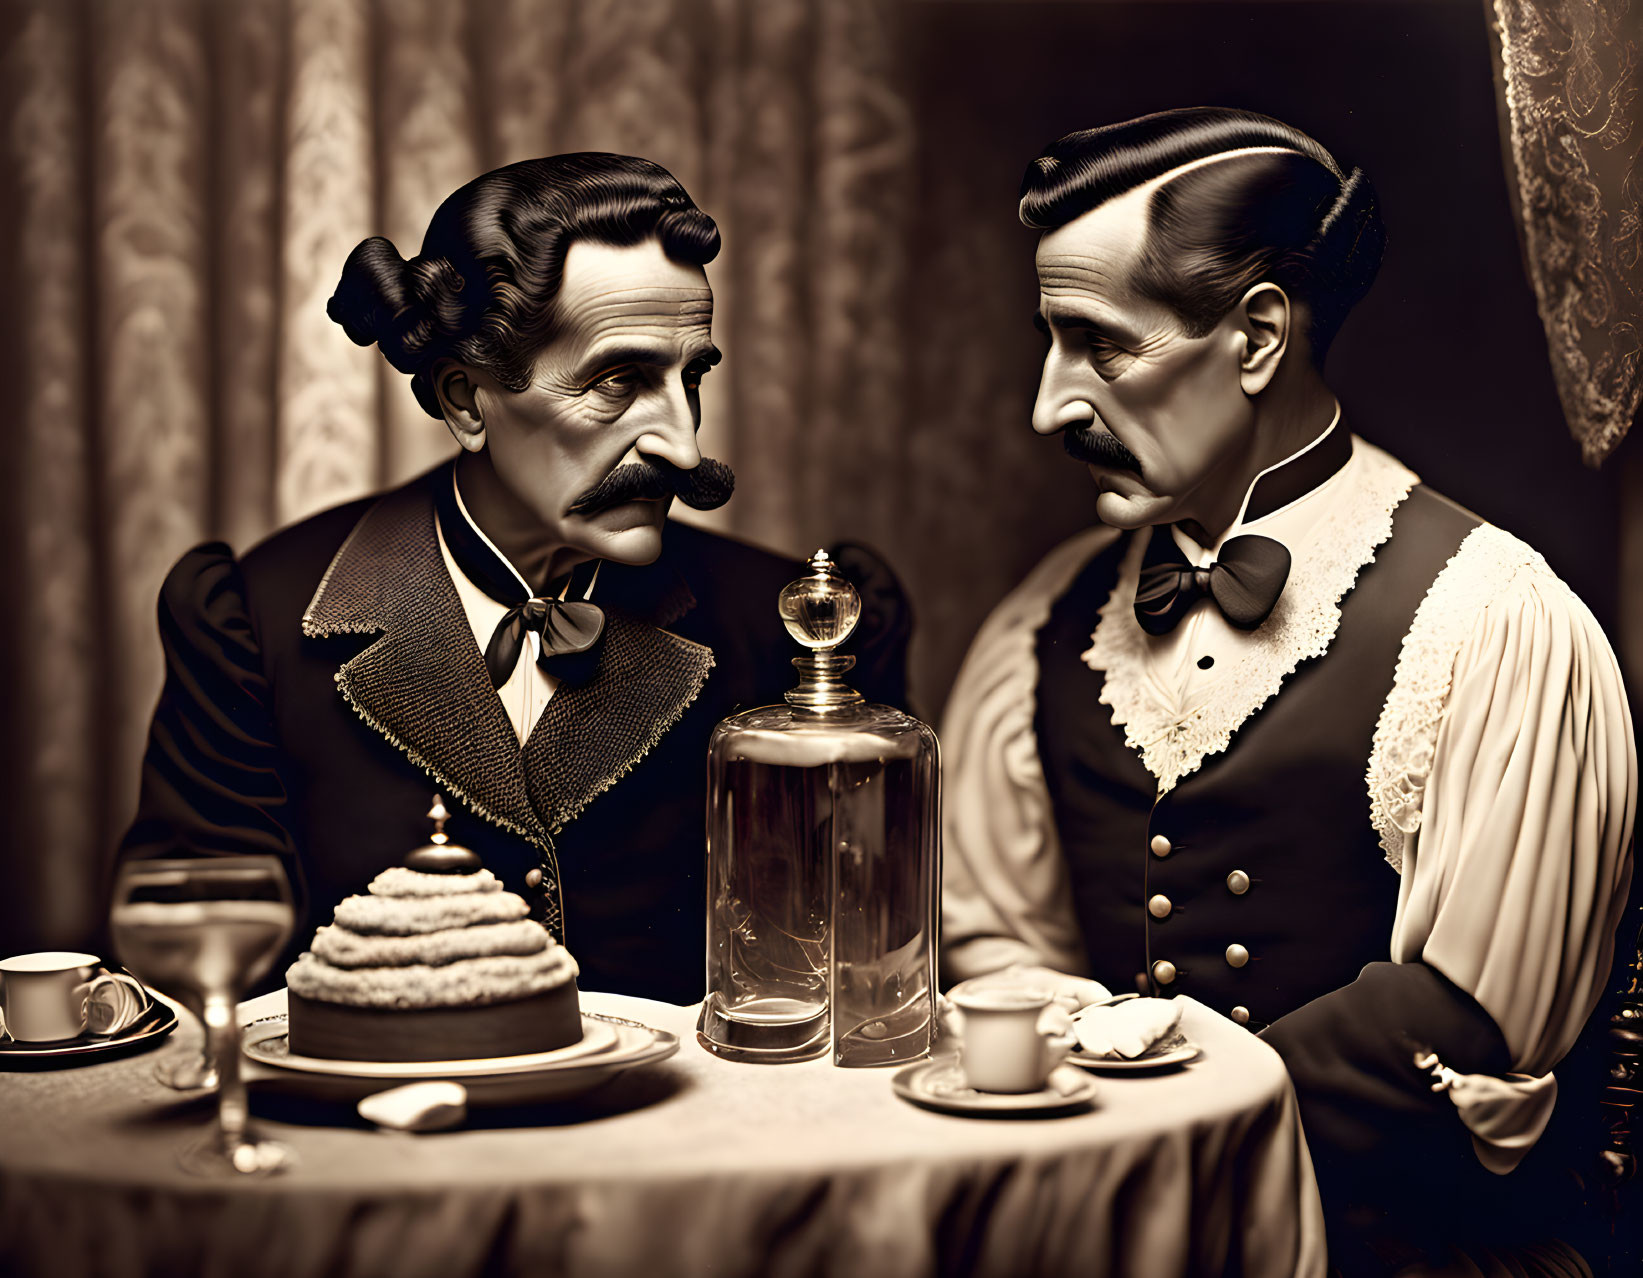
[0,1,1638,1275]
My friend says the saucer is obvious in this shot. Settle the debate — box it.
[0,998,178,1067]
[1067,1032,1200,1073]
[892,1059,1098,1117]
[241,1012,678,1105]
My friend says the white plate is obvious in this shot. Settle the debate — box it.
[243,1015,620,1078]
[892,1059,1098,1117]
[241,1013,678,1105]
[1067,1038,1200,1072]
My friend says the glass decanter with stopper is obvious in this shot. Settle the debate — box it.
[698,550,940,1067]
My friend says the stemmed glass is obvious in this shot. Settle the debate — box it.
[110,856,296,1176]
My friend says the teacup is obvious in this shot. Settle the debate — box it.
[950,987,1077,1093]
[0,951,149,1044]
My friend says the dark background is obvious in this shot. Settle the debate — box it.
[900,0,1623,680]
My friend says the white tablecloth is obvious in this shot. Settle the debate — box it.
[0,991,1325,1278]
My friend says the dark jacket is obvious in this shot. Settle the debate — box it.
[118,463,910,1004]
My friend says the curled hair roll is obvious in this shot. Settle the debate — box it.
[327,237,417,367]
[327,238,484,408]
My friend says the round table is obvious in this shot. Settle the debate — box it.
[0,992,1325,1278]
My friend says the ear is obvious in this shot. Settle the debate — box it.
[1235,283,1290,396]
[432,361,487,453]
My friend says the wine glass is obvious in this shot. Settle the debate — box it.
[110,856,296,1176]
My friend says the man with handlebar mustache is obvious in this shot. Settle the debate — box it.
[116,154,909,1003]
[940,109,1634,1274]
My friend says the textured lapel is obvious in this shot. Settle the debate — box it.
[523,610,714,833]
[300,473,552,856]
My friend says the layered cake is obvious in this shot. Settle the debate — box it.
[285,858,582,1063]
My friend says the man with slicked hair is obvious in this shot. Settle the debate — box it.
[117,153,909,1003]
[941,108,1634,1274]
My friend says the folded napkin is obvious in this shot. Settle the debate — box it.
[357,1081,468,1132]
[1071,997,1183,1060]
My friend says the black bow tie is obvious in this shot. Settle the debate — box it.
[1133,532,1292,636]
[435,469,607,688]
[483,597,605,690]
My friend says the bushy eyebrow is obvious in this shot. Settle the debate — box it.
[1034,308,1141,346]
[582,344,675,374]
[579,342,722,382]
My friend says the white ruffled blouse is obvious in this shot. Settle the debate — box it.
[941,431,1636,1170]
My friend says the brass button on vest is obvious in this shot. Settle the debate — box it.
[1225,943,1250,968]
[525,867,544,889]
[1152,959,1177,985]
[1149,834,1172,858]
[1147,894,1173,919]
[1231,1006,1251,1026]
[1226,870,1250,895]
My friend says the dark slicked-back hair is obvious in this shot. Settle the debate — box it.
[329,153,721,418]
[1021,108,1384,360]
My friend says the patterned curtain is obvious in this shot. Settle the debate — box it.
[1488,0,1643,465]
[2,0,914,949]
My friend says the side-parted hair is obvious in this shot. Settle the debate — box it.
[328,153,721,419]
[1020,108,1384,360]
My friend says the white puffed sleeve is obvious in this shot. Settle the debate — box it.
[940,528,1116,984]
[1371,524,1636,1167]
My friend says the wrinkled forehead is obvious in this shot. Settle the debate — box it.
[1035,182,1153,310]
[553,239,714,356]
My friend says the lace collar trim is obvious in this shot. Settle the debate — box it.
[1082,437,1420,794]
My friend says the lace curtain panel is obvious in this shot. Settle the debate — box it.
[1,0,914,947]
[1488,0,1643,465]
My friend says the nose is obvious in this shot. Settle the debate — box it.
[1031,346,1095,437]
[631,380,703,471]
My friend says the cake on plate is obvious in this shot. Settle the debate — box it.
[284,797,582,1062]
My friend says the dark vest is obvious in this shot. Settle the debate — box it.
[1035,486,1483,1027]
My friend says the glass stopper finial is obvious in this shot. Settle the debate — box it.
[778,550,862,652]
[778,551,864,712]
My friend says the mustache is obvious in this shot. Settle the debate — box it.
[566,458,736,515]
[1063,424,1143,475]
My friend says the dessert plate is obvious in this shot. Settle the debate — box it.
[241,1013,678,1105]
[243,1016,620,1078]
[0,997,178,1067]
[892,1059,1097,1117]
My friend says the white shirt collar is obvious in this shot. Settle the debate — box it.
[442,470,601,604]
